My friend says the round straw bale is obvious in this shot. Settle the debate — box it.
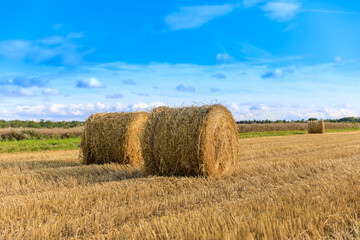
[307,120,325,134]
[81,112,149,165]
[141,104,239,176]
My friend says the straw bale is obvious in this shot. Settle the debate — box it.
[81,112,149,165]
[307,120,325,134]
[141,104,239,176]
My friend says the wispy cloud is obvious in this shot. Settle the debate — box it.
[8,88,35,97]
[131,91,149,97]
[53,24,63,30]
[240,43,272,59]
[176,84,196,92]
[166,4,237,30]
[76,78,104,88]
[334,56,342,62]
[13,77,49,88]
[301,9,358,15]
[66,32,84,39]
[212,73,226,79]
[262,68,284,79]
[0,35,91,65]
[242,0,266,8]
[122,79,136,85]
[210,87,220,93]
[106,93,124,99]
[260,2,301,21]
[0,77,49,88]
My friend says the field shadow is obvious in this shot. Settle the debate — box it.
[30,163,148,185]
[0,160,79,171]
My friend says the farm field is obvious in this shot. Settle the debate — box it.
[0,131,359,239]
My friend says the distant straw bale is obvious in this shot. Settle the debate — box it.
[81,112,149,165]
[141,104,239,176]
[307,120,325,134]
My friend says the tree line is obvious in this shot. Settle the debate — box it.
[1,116,359,128]
[236,117,360,124]
[0,120,84,128]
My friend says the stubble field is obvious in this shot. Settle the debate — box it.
[0,131,359,239]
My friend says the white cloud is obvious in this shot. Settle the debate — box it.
[76,77,104,88]
[96,102,105,110]
[261,2,301,21]
[112,103,129,112]
[216,53,234,63]
[1,102,166,120]
[229,102,360,121]
[1,59,360,121]
[16,105,46,116]
[231,103,240,111]
[49,104,67,115]
[166,4,237,30]
[129,102,165,111]
[42,88,59,96]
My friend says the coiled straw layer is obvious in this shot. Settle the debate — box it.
[141,105,239,176]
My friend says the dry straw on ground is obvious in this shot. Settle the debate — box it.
[141,104,239,176]
[81,112,149,165]
[308,120,325,134]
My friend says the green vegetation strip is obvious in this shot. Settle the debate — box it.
[239,130,307,139]
[239,127,360,139]
[0,137,81,153]
[1,126,360,153]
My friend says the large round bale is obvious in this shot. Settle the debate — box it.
[141,105,239,176]
[307,120,325,134]
[81,112,149,165]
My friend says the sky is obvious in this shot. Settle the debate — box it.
[0,0,359,121]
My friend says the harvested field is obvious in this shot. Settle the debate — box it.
[0,131,359,239]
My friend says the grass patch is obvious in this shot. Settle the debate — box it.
[325,126,360,132]
[1,126,360,152]
[239,130,307,139]
[0,137,81,153]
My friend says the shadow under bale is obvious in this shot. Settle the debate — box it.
[141,104,239,177]
[81,112,149,165]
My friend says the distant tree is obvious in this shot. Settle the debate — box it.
[308,118,318,122]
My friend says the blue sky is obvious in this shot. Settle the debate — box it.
[0,0,359,121]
